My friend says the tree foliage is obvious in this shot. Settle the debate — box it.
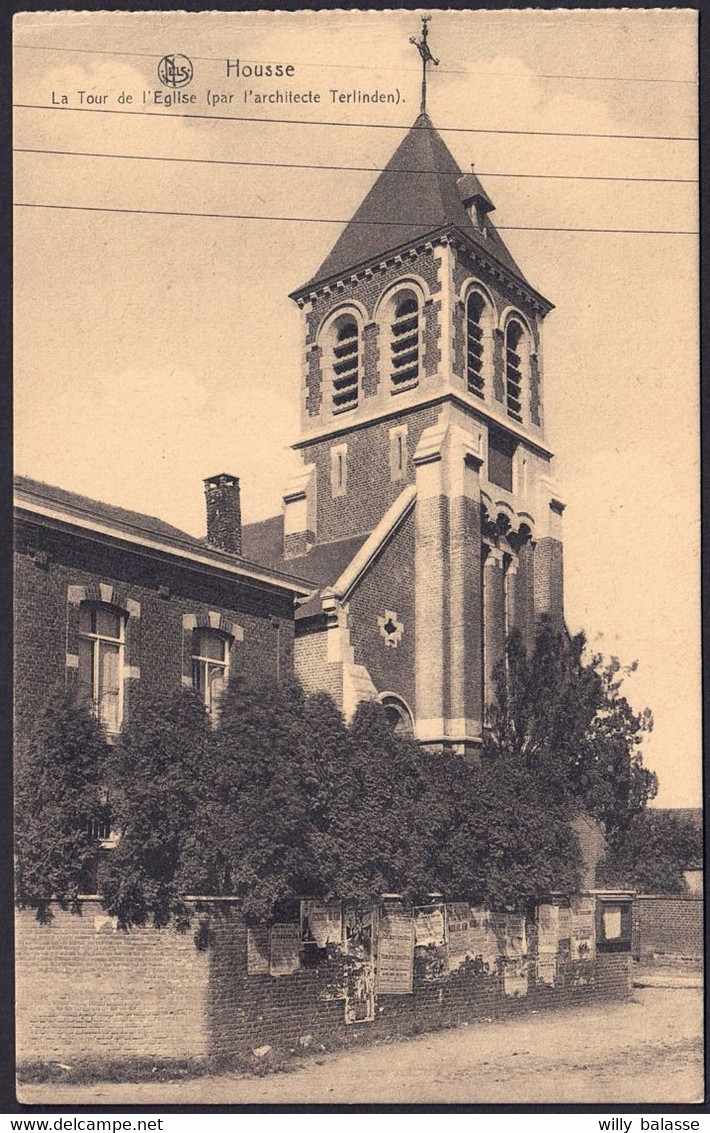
[15,688,109,921]
[328,699,438,905]
[598,810,702,894]
[18,618,659,928]
[486,618,656,833]
[209,675,332,923]
[99,687,219,928]
[429,751,582,908]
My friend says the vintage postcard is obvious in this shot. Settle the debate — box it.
[12,7,701,1109]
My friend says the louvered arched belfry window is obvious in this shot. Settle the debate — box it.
[466,289,497,399]
[505,318,530,423]
[329,312,360,414]
[388,288,421,392]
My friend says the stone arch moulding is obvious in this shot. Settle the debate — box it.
[315,298,368,342]
[481,500,536,544]
[378,691,415,736]
[458,277,497,312]
[182,610,244,640]
[372,274,430,320]
[499,304,537,346]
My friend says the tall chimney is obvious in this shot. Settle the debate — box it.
[204,473,242,555]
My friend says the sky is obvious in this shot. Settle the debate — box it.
[13,9,699,807]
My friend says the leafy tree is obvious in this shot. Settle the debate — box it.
[297,690,352,896]
[425,750,582,910]
[330,699,438,904]
[99,687,220,929]
[212,674,331,923]
[486,618,656,831]
[15,688,109,921]
[598,810,702,894]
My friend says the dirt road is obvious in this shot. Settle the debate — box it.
[18,987,704,1107]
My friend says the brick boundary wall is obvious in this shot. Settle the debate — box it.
[16,900,632,1066]
[632,895,704,960]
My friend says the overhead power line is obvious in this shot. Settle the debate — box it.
[13,40,698,86]
[14,201,698,236]
[13,146,697,186]
[14,102,698,143]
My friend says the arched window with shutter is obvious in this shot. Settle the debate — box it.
[388,288,421,392]
[329,312,360,413]
[505,319,529,422]
[466,290,489,398]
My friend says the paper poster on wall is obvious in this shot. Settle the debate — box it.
[269,923,301,977]
[344,963,375,1024]
[536,953,557,986]
[536,904,560,985]
[570,895,595,960]
[344,905,376,962]
[490,913,526,958]
[503,958,529,997]
[446,903,472,970]
[558,905,572,940]
[247,925,270,975]
[301,900,343,948]
[537,904,560,954]
[490,913,528,995]
[414,904,446,947]
[377,906,414,995]
[469,907,497,971]
[506,914,527,958]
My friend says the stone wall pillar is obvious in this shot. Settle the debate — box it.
[447,451,483,742]
[483,548,505,709]
[414,415,483,752]
[533,499,565,627]
[283,464,317,559]
[504,555,517,641]
[414,424,448,740]
[513,538,536,653]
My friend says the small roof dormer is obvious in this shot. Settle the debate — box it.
[458,166,495,236]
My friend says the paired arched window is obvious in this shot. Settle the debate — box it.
[388,288,421,391]
[329,312,360,413]
[78,602,125,735]
[466,290,489,398]
[191,628,230,719]
[505,319,528,423]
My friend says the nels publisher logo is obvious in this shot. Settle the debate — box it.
[157,54,194,88]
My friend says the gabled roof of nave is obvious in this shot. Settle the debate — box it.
[299,112,531,293]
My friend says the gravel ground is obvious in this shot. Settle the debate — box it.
[17,986,704,1108]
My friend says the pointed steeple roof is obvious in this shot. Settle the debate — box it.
[298,113,530,293]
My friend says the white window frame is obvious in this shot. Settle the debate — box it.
[78,603,125,736]
[191,628,231,720]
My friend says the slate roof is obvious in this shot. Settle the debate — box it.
[241,513,370,619]
[15,475,201,545]
[14,475,313,592]
[298,113,530,293]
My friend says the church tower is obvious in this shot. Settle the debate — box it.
[250,77,565,756]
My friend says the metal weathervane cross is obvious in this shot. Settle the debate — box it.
[410,15,439,115]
